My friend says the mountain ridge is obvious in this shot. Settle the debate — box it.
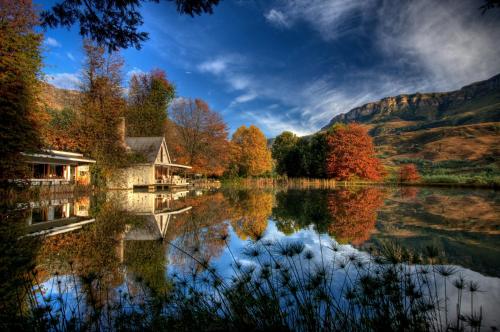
[322,73,500,130]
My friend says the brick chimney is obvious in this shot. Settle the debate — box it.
[118,117,127,149]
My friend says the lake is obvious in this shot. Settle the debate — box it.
[1,185,499,330]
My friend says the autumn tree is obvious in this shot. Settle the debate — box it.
[77,41,128,177]
[326,124,383,181]
[43,107,80,151]
[230,125,273,177]
[170,98,230,176]
[0,0,43,184]
[398,163,420,183]
[126,69,175,137]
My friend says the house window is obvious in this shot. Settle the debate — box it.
[160,146,164,163]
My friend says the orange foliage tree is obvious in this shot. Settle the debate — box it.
[326,124,383,181]
[230,125,273,177]
[399,163,420,183]
[0,0,43,182]
[327,187,386,245]
[169,98,230,176]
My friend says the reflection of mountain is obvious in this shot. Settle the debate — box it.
[369,188,500,277]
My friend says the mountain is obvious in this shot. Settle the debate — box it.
[321,74,500,173]
[322,74,500,130]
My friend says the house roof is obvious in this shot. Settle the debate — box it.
[22,150,96,165]
[124,216,163,241]
[125,137,192,169]
[125,137,165,164]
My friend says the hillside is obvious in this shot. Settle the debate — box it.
[38,82,81,111]
[321,74,500,182]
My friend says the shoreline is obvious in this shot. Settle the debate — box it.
[221,177,500,190]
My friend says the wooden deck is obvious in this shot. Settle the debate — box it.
[133,183,190,192]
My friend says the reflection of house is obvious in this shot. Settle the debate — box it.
[123,206,192,241]
[24,197,94,237]
[113,190,189,214]
[108,191,192,241]
[22,150,95,185]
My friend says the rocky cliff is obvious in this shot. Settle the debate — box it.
[322,73,500,129]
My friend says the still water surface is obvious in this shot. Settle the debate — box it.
[1,186,499,328]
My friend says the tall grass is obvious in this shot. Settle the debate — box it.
[7,237,488,331]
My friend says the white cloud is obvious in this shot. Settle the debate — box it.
[198,58,229,75]
[44,37,61,47]
[264,9,291,28]
[66,52,75,61]
[45,72,81,90]
[126,67,145,78]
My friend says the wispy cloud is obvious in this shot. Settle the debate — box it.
[45,72,81,90]
[265,0,373,40]
[44,37,61,47]
[229,92,258,107]
[66,52,75,61]
[376,0,500,90]
[264,9,291,28]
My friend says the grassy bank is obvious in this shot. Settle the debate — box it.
[222,175,499,189]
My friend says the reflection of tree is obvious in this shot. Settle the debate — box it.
[399,187,420,200]
[167,192,230,272]
[124,240,168,296]
[272,190,331,234]
[227,190,273,240]
[0,204,42,322]
[37,200,138,307]
[327,187,386,245]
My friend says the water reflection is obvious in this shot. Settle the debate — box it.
[1,186,499,329]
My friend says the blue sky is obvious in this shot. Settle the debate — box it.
[40,0,500,137]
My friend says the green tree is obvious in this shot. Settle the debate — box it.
[0,0,43,185]
[304,133,328,178]
[230,125,273,177]
[126,69,175,137]
[271,131,299,175]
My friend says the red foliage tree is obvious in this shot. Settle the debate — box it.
[325,124,383,181]
[399,164,420,183]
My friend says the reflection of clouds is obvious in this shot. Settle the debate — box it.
[168,219,500,328]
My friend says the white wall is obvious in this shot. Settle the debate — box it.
[107,165,154,189]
